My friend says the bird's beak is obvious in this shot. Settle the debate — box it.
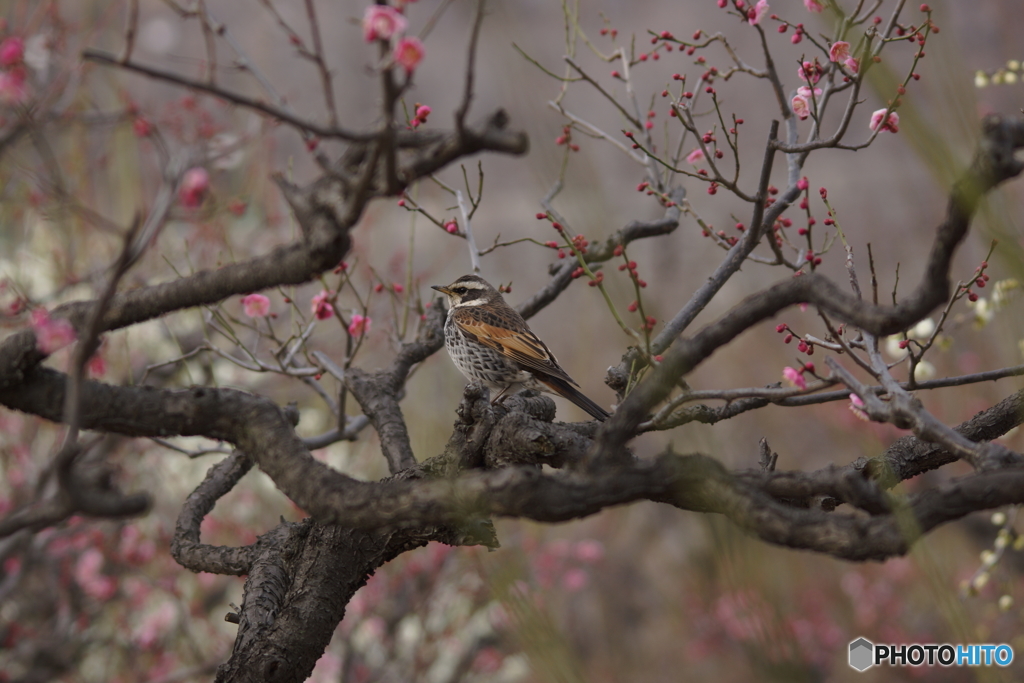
[431,285,452,295]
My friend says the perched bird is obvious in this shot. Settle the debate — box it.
[431,274,610,421]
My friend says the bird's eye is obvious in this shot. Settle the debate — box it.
[454,287,466,294]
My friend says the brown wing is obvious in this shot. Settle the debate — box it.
[452,306,580,387]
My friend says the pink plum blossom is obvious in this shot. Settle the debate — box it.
[411,103,431,127]
[311,290,334,320]
[133,117,152,137]
[348,313,372,337]
[30,308,76,354]
[828,42,860,72]
[804,0,824,11]
[241,293,270,317]
[791,95,810,120]
[783,366,807,390]
[362,5,407,43]
[869,108,900,133]
[748,0,769,25]
[685,147,705,164]
[178,167,210,208]
[393,36,424,74]
[829,41,850,63]
[797,85,822,98]
[0,36,24,66]
[849,393,869,421]
[797,61,821,84]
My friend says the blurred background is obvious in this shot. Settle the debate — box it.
[2,0,1024,681]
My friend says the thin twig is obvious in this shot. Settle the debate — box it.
[456,190,481,273]
[455,0,486,134]
[303,0,339,128]
[82,49,370,142]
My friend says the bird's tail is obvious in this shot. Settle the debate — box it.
[539,376,611,421]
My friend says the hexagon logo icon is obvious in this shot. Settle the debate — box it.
[849,637,874,671]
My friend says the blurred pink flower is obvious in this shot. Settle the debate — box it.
[394,36,424,74]
[797,85,822,99]
[562,567,590,592]
[748,0,769,25]
[574,539,605,563]
[75,548,117,600]
[178,167,210,208]
[472,647,504,673]
[828,41,850,63]
[348,313,371,336]
[844,57,860,73]
[309,652,342,683]
[362,5,407,43]
[783,366,807,389]
[0,68,28,103]
[685,147,705,164]
[241,293,270,317]
[869,108,900,133]
[311,290,334,320]
[87,352,106,377]
[133,601,177,649]
[715,591,768,642]
[804,0,824,11]
[120,525,156,565]
[0,36,24,66]
[30,308,76,354]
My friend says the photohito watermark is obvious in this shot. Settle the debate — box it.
[848,638,1014,672]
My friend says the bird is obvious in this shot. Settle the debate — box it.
[431,274,610,421]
